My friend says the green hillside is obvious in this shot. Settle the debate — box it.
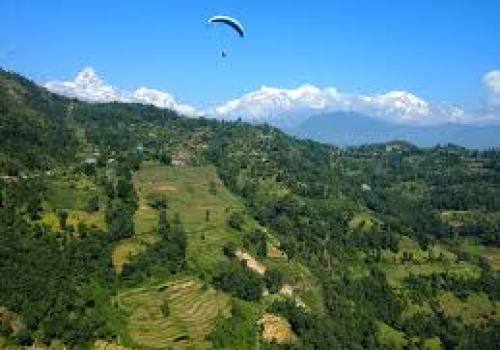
[1,70,500,349]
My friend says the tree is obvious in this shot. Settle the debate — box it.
[243,229,267,259]
[264,268,284,294]
[161,301,170,318]
[158,152,172,165]
[105,203,134,241]
[104,181,115,200]
[57,210,68,230]
[169,214,187,263]
[158,209,170,240]
[222,241,237,258]
[227,212,244,231]
[27,194,42,220]
[86,195,100,212]
[116,178,133,200]
[147,192,168,210]
[213,261,264,302]
[82,162,96,177]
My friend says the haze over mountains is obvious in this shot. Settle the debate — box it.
[45,67,500,149]
[287,112,500,149]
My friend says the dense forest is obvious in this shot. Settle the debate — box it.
[1,68,500,349]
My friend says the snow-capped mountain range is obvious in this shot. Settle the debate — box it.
[45,67,500,147]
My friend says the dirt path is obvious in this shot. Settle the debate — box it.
[235,249,267,275]
[258,313,297,345]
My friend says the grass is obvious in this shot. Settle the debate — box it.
[133,163,246,276]
[40,210,106,231]
[40,175,106,231]
[377,323,444,350]
[457,239,500,271]
[380,261,480,289]
[438,292,500,327]
[401,301,433,320]
[423,337,443,350]
[112,238,147,274]
[116,277,231,350]
[265,258,325,314]
[378,236,480,289]
[89,281,134,348]
[348,212,377,232]
[113,163,323,346]
[381,237,457,264]
[377,323,407,350]
[45,176,102,211]
[113,163,245,276]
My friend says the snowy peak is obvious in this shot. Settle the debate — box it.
[44,67,500,126]
[213,84,332,120]
[74,67,103,88]
[212,84,464,126]
[45,68,199,116]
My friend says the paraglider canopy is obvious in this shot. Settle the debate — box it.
[208,16,245,38]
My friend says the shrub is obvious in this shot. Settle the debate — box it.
[147,192,168,210]
[161,301,170,318]
[264,268,284,294]
[227,212,244,231]
[86,195,100,212]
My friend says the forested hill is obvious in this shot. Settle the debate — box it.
[1,70,500,349]
[0,69,79,173]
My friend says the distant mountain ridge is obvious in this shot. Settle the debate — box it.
[4,67,500,150]
[282,112,500,149]
[40,67,500,148]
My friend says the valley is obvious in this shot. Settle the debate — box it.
[1,69,500,349]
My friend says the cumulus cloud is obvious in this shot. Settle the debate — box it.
[211,84,468,126]
[45,67,199,116]
[483,70,500,111]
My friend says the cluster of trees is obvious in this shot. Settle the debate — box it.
[447,215,500,247]
[121,210,187,285]
[404,270,500,303]
[205,124,500,348]
[0,69,78,175]
[104,161,138,241]
[243,229,267,259]
[0,182,117,347]
[208,301,261,349]
[212,260,264,302]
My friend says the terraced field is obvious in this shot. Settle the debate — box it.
[113,163,319,347]
[381,261,481,289]
[378,237,481,288]
[438,292,500,327]
[116,278,231,349]
[377,323,443,350]
[41,175,106,231]
[457,240,500,271]
[132,163,246,275]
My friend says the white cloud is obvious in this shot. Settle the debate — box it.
[483,70,500,111]
[45,67,199,116]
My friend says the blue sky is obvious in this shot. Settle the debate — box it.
[1,0,500,109]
